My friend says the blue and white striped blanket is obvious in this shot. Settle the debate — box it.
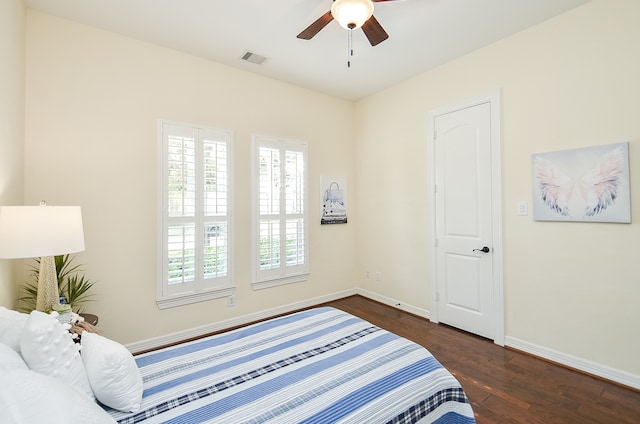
[107,307,475,423]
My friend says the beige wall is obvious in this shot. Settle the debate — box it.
[24,10,356,344]
[355,0,640,377]
[0,0,25,307]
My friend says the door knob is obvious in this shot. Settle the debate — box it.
[473,246,490,253]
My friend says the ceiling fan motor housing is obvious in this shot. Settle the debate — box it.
[297,0,391,47]
[331,0,375,30]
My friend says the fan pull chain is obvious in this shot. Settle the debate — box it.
[347,29,354,68]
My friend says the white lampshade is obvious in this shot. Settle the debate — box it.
[331,0,374,30]
[0,205,85,259]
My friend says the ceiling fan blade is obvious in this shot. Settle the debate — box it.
[361,15,389,46]
[297,11,334,40]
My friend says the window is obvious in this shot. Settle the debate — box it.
[158,120,233,308]
[253,135,309,289]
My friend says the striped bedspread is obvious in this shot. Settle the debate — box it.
[107,307,475,423]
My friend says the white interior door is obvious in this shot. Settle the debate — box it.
[428,92,503,343]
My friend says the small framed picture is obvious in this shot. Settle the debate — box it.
[321,176,348,225]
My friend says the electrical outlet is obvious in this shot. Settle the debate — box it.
[375,271,381,281]
[227,295,235,307]
[365,271,370,279]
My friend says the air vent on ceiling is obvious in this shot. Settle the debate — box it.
[241,51,267,65]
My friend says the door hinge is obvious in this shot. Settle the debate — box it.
[436,292,440,302]
[434,238,439,247]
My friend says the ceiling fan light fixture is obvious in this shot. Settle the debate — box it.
[331,0,374,31]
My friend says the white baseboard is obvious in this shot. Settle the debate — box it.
[356,288,430,320]
[505,336,640,391]
[125,288,357,354]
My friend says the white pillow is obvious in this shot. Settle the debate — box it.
[81,331,143,412]
[0,369,116,424]
[0,306,28,353]
[0,342,28,370]
[20,310,94,400]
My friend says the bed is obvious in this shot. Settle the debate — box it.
[106,307,476,424]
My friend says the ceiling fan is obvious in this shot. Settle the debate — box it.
[297,0,401,47]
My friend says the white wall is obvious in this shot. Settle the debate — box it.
[0,0,25,307]
[355,0,640,380]
[25,10,357,344]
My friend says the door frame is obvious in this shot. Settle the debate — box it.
[427,90,505,346]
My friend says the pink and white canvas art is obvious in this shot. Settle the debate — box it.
[532,142,631,223]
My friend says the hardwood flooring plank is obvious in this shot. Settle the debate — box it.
[602,384,640,410]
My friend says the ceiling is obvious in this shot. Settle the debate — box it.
[24,0,590,101]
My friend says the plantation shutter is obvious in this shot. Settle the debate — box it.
[159,121,233,308]
[254,135,308,289]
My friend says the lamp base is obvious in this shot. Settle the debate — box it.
[36,256,60,312]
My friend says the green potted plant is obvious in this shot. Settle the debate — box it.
[17,254,98,314]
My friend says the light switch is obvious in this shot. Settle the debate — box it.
[517,201,528,216]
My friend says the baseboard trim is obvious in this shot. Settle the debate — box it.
[356,289,430,320]
[125,288,357,354]
[505,336,640,391]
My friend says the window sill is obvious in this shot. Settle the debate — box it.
[157,286,234,309]
[252,273,309,291]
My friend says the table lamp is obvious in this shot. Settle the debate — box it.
[0,202,85,312]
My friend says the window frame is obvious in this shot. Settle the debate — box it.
[157,119,234,309]
[252,134,309,290]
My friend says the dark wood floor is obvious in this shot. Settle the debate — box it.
[318,296,640,424]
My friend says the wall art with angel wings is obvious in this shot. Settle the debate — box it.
[532,142,631,223]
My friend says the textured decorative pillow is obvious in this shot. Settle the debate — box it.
[0,342,28,370]
[81,331,143,412]
[20,310,94,400]
[0,369,116,424]
[0,306,28,353]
